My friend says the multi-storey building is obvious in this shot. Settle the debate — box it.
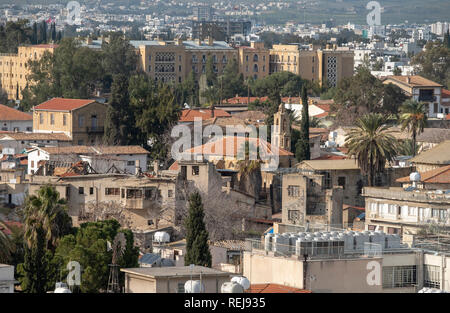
[383,75,444,118]
[269,44,354,87]
[135,38,237,84]
[0,44,57,100]
[32,98,107,145]
[237,41,270,80]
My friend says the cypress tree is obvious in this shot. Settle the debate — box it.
[56,30,62,42]
[32,22,38,44]
[444,30,450,49]
[18,227,50,293]
[184,192,212,268]
[50,23,56,42]
[40,20,47,44]
[295,85,310,161]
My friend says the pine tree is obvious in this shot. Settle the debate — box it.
[184,192,212,268]
[295,85,310,162]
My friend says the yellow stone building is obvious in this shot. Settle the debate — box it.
[238,41,270,80]
[134,37,238,84]
[0,44,57,100]
[32,98,107,145]
[269,44,354,87]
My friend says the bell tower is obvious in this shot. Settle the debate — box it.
[273,103,291,151]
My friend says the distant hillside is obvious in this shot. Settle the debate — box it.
[0,0,449,25]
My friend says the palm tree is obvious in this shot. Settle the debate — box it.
[0,220,14,263]
[345,113,398,187]
[23,185,72,249]
[399,100,427,157]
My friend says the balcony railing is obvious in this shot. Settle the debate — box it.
[86,126,104,133]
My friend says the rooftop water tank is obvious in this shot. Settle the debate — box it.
[410,172,421,182]
[154,231,170,243]
[221,282,244,293]
[54,282,71,293]
[264,233,273,251]
[184,280,205,293]
[231,276,250,290]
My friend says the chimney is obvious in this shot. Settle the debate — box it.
[175,37,182,46]
[407,76,411,84]
[210,104,215,118]
[153,160,159,176]
[207,36,213,46]
[196,38,202,46]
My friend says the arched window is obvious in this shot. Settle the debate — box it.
[253,54,258,62]
[253,64,258,72]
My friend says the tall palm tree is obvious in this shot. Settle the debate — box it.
[399,100,427,157]
[0,220,14,263]
[24,185,72,249]
[345,113,398,187]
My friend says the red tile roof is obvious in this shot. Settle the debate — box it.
[34,98,96,111]
[246,284,311,293]
[168,161,179,171]
[0,104,32,121]
[442,89,450,99]
[184,136,294,157]
[179,108,231,122]
[313,154,346,160]
[396,165,450,184]
[386,75,443,87]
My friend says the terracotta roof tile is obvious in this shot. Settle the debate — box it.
[246,284,311,293]
[34,98,96,111]
[179,108,231,122]
[386,75,443,87]
[0,132,71,141]
[184,136,293,157]
[38,145,149,155]
[0,104,32,121]
[396,165,450,184]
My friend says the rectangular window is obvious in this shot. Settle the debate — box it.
[424,265,440,289]
[192,166,199,176]
[168,190,173,198]
[382,266,417,288]
[321,172,331,189]
[287,185,300,197]
[89,187,94,195]
[78,187,84,195]
[338,177,346,189]
[177,283,185,293]
[50,113,54,125]
[39,113,43,124]
[288,210,300,222]
[105,188,120,196]
[63,114,67,126]
[127,160,136,166]
[78,115,84,127]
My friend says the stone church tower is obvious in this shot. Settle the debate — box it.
[272,103,291,151]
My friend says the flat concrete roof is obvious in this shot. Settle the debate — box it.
[120,266,231,278]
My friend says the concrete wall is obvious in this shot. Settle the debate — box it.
[243,251,382,292]
[0,120,32,132]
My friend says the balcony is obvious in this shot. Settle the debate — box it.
[86,126,104,133]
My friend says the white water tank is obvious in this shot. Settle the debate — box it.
[54,282,71,293]
[184,280,205,293]
[221,282,244,293]
[154,231,170,243]
[231,276,250,290]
